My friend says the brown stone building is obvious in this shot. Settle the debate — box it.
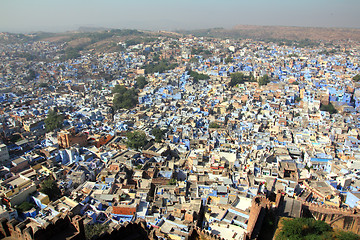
[57,127,87,149]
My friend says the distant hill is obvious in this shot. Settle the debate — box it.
[0,29,151,53]
[2,25,359,53]
[77,26,111,33]
[177,25,360,42]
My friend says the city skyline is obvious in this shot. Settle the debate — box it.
[1,0,360,33]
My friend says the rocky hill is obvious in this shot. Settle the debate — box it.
[177,25,360,42]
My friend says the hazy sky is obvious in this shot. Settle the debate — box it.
[1,0,360,33]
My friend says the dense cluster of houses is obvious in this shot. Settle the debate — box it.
[0,32,360,239]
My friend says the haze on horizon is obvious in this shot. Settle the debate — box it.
[1,0,360,33]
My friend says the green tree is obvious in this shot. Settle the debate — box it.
[189,57,198,63]
[209,122,220,128]
[135,76,148,89]
[295,96,302,103]
[336,231,360,240]
[229,72,245,87]
[227,103,234,111]
[353,74,360,82]
[112,85,138,110]
[84,223,109,240]
[20,53,37,61]
[62,47,82,60]
[153,54,160,62]
[125,39,141,47]
[188,70,210,84]
[169,178,177,185]
[258,74,271,86]
[191,47,212,57]
[25,69,37,80]
[39,82,48,88]
[224,56,233,64]
[112,84,127,94]
[40,179,61,201]
[16,201,35,213]
[99,71,114,81]
[151,127,165,143]
[143,59,178,74]
[277,218,333,240]
[288,53,299,58]
[320,103,337,114]
[126,131,147,150]
[229,72,254,87]
[44,110,64,132]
